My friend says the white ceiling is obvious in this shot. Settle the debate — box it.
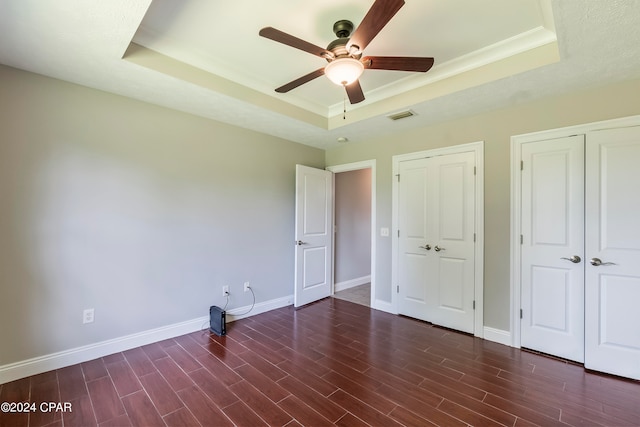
[1,1,640,149]
[133,0,554,113]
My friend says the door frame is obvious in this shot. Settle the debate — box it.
[326,160,377,308]
[510,115,640,348]
[392,141,485,337]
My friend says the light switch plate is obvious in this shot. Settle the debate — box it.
[380,227,389,237]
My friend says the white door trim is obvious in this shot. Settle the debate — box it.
[510,115,640,348]
[326,160,377,309]
[392,141,485,337]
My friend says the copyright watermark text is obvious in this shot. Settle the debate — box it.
[1,401,72,413]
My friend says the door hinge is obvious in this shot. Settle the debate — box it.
[397,285,400,293]
[473,166,476,175]
[520,234,523,245]
[473,233,476,242]
[520,309,523,319]
[520,160,524,171]
[397,229,400,237]
[396,174,400,182]
[473,300,476,310]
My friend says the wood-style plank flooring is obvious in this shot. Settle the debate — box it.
[1,298,639,426]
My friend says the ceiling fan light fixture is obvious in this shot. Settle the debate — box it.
[324,58,364,86]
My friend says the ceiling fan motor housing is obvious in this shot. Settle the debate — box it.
[326,20,361,62]
[333,20,354,38]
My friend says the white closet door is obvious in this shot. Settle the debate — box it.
[520,135,585,362]
[397,158,431,320]
[426,152,476,333]
[398,152,476,333]
[585,126,640,380]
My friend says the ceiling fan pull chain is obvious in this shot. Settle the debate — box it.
[343,88,347,120]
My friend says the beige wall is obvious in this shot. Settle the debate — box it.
[325,78,640,331]
[0,65,324,366]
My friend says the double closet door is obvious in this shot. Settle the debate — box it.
[397,151,476,334]
[520,125,640,380]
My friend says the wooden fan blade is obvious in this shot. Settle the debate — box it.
[348,0,405,52]
[259,27,330,58]
[275,68,325,93]
[363,56,434,72]
[345,80,365,104]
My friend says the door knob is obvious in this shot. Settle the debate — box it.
[560,255,581,263]
[434,245,445,252]
[419,244,431,250]
[296,240,307,246]
[590,257,616,266]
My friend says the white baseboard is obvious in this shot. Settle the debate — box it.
[483,326,512,347]
[334,275,371,293]
[226,294,292,321]
[372,299,395,314]
[0,295,293,385]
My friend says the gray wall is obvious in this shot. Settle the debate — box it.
[334,169,371,284]
[0,65,324,366]
[325,77,640,331]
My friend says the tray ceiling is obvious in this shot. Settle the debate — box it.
[129,0,557,125]
[1,1,639,148]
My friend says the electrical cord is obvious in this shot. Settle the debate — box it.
[201,288,254,332]
[232,286,255,316]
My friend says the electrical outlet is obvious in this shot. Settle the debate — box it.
[83,308,94,324]
[222,286,229,297]
[244,281,250,292]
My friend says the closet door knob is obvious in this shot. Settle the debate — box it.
[590,257,616,266]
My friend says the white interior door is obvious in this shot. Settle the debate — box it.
[294,165,333,307]
[427,152,476,333]
[398,158,430,319]
[585,126,640,380]
[520,135,585,362]
[398,152,476,333]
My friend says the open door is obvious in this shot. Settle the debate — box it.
[294,165,333,307]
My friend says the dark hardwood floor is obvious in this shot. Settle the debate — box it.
[2,298,639,426]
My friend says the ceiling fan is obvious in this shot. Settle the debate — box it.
[259,0,434,104]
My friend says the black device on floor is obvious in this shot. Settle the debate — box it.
[209,305,226,336]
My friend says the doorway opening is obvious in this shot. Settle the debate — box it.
[327,161,376,308]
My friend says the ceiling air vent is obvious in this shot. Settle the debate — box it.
[387,110,416,121]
